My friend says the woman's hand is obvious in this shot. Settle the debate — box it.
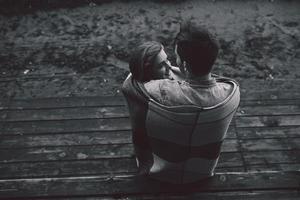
[168,65,185,81]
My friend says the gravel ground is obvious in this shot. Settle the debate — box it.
[0,0,299,99]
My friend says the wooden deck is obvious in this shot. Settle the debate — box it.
[0,85,300,199]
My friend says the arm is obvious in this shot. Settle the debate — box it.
[169,66,185,81]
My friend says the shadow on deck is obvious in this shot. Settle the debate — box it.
[0,82,299,199]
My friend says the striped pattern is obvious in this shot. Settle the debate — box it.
[122,75,240,183]
[146,84,240,183]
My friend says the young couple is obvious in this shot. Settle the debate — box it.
[122,20,240,180]
[123,20,233,107]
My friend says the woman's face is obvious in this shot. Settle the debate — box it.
[151,48,171,80]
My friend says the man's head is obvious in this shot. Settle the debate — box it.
[129,41,170,82]
[174,20,219,76]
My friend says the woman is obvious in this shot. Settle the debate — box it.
[122,41,172,175]
[128,41,171,82]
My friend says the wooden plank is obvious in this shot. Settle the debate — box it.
[0,145,241,165]
[0,158,138,179]
[236,105,300,116]
[0,106,129,122]
[239,79,300,101]
[0,118,131,135]
[0,131,132,148]
[0,119,235,137]
[287,138,300,149]
[214,167,245,173]
[236,126,300,139]
[235,115,300,128]
[0,171,298,198]
[0,153,244,179]
[226,126,237,139]
[241,90,300,100]
[1,148,296,181]
[240,99,300,106]
[243,150,300,165]
[0,153,243,179]
[1,95,299,112]
[1,103,299,122]
[192,190,300,200]
[0,144,135,163]
[35,190,300,200]
[240,138,294,151]
[0,96,126,110]
[285,127,300,137]
[3,115,292,137]
[1,96,299,113]
[248,163,300,172]
[218,153,243,168]
[0,82,17,100]
[0,134,238,167]
[240,138,300,151]
[0,129,237,148]
[112,190,300,200]
[1,89,299,111]
[221,139,240,152]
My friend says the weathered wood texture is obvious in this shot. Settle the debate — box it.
[0,172,299,199]
[0,90,299,199]
[36,190,300,200]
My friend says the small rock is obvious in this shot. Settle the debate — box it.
[23,69,30,75]
[270,95,278,100]
[109,152,115,156]
[59,152,66,158]
[220,175,226,181]
[139,8,147,14]
[77,153,88,159]
[89,2,96,7]
[268,74,274,79]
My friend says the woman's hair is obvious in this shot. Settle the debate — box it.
[129,41,163,82]
[175,20,219,76]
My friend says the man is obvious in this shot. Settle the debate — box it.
[145,20,234,107]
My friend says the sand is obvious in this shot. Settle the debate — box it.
[0,0,299,98]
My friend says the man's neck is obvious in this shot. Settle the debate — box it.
[187,73,212,82]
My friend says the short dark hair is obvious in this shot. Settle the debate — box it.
[175,20,219,76]
[129,41,162,82]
